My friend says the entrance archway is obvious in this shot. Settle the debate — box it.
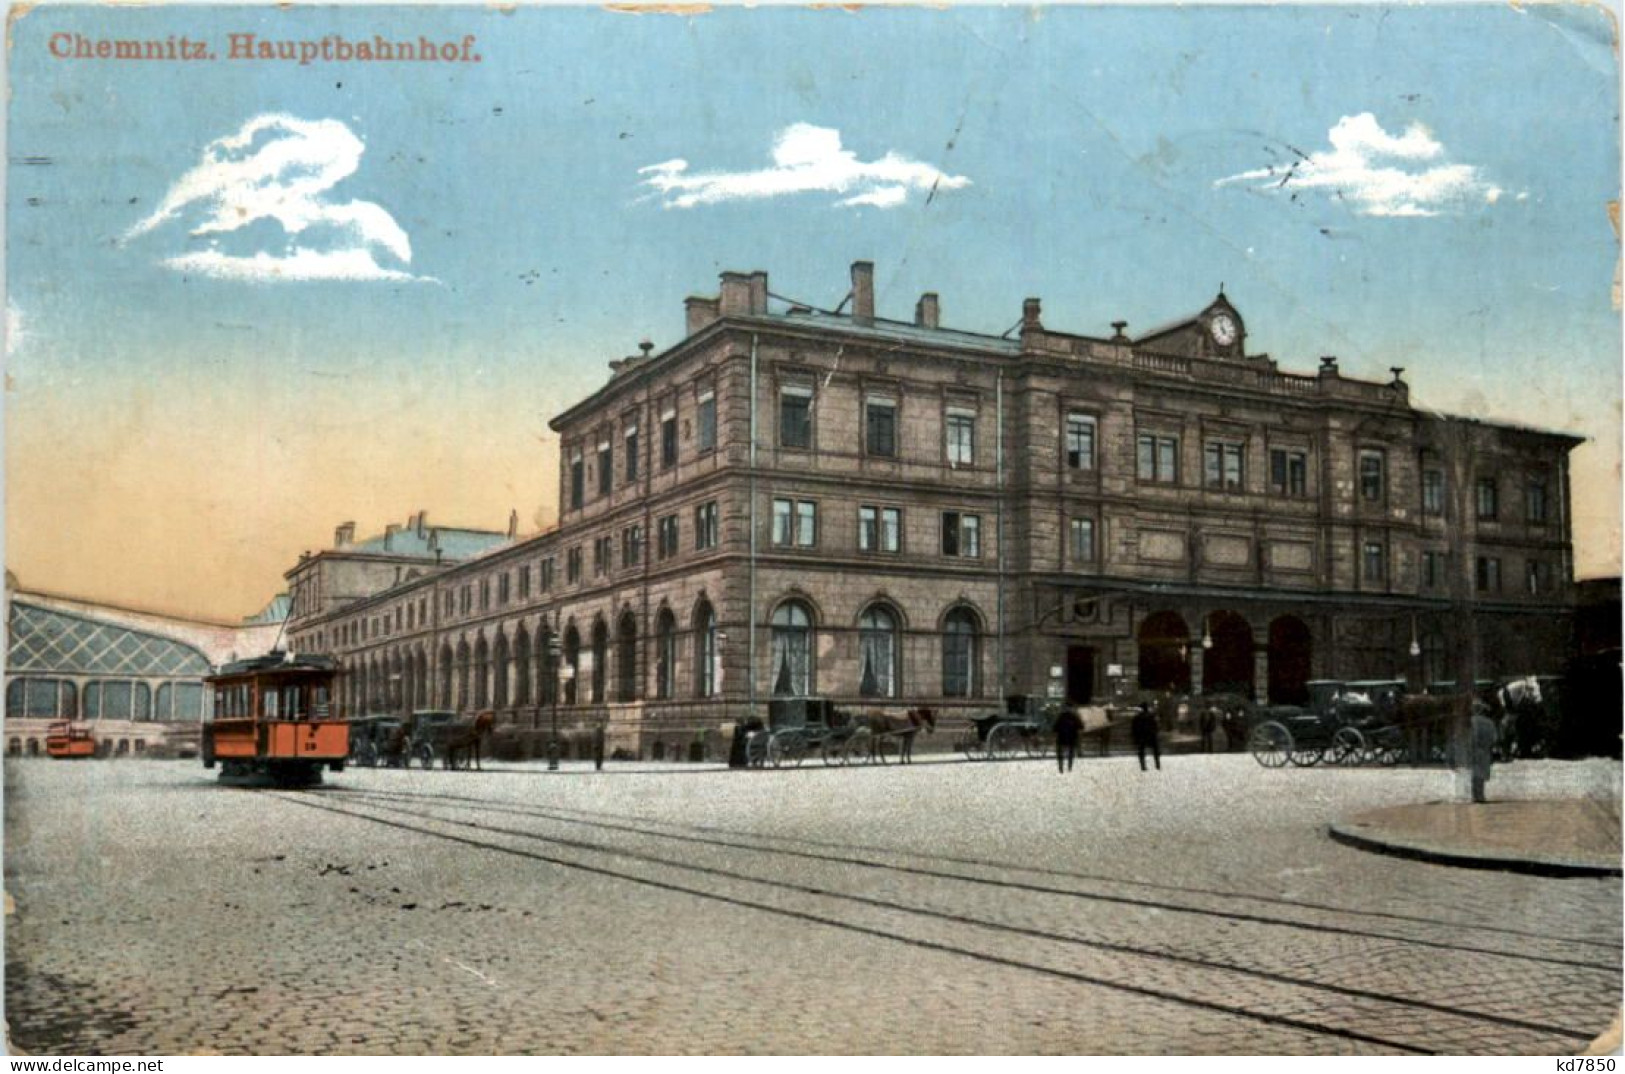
[1267,615,1312,704]
[1137,611,1191,694]
[1203,611,1255,697]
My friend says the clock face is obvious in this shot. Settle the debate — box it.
[1209,313,1238,347]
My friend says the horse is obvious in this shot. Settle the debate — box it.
[443,711,497,771]
[861,708,936,763]
[1497,676,1552,759]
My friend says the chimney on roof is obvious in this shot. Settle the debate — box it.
[414,511,427,538]
[748,271,769,315]
[719,271,753,317]
[384,523,401,551]
[508,509,519,538]
[335,521,356,548]
[1022,297,1043,331]
[685,295,720,336]
[915,293,940,330]
[851,261,875,326]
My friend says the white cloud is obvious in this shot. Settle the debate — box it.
[1216,113,1511,218]
[6,300,25,358]
[126,114,429,282]
[639,123,970,210]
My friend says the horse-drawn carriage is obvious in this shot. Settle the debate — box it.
[347,710,495,770]
[1245,680,1420,767]
[955,695,1065,761]
[743,699,933,767]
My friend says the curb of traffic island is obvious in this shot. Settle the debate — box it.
[1328,803,1624,879]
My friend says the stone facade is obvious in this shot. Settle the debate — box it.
[283,262,1581,757]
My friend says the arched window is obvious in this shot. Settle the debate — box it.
[616,613,639,702]
[655,609,677,700]
[562,626,580,705]
[770,601,813,696]
[858,605,899,698]
[590,620,609,704]
[438,644,454,708]
[695,601,718,698]
[474,635,491,709]
[942,607,980,697]
[493,632,511,709]
[456,641,471,711]
[514,625,532,706]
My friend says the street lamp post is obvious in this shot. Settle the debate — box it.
[548,628,563,772]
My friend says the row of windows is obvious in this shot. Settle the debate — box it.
[568,395,716,511]
[4,678,206,721]
[1418,551,1560,595]
[768,601,985,699]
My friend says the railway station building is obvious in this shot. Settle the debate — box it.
[282,262,1581,758]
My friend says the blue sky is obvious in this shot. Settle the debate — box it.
[6,4,1620,618]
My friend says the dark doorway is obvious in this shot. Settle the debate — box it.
[1066,646,1095,704]
[1137,611,1192,694]
[1268,615,1313,704]
[1203,611,1256,697]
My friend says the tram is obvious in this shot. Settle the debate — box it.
[202,653,348,785]
[44,720,96,759]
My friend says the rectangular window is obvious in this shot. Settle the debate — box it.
[780,386,812,450]
[695,501,719,550]
[945,408,975,467]
[498,574,510,605]
[657,515,679,559]
[479,579,490,611]
[1359,449,1386,502]
[859,506,902,553]
[1070,518,1096,564]
[1526,479,1549,524]
[795,501,817,549]
[696,390,717,453]
[1204,441,1244,491]
[1066,414,1096,471]
[625,425,639,483]
[593,536,611,575]
[518,565,531,599]
[1422,551,1442,590]
[942,511,981,558]
[566,547,582,584]
[1476,477,1499,521]
[1270,449,1308,497]
[661,409,678,469]
[541,558,555,591]
[597,440,613,497]
[569,452,585,511]
[1422,469,1445,515]
[866,395,897,457]
[1476,556,1502,593]
[1362,541,1385,584]
[772,498,793,546]
[622,525,643,568]
[1137,434,1178,483]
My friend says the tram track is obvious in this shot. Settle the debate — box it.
[272,788,1608,1054]
[337,785,1620,973]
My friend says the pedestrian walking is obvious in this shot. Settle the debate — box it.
[1199,703,1217,753]
[1053,705,1084,773]
[1132,703,1162,771]
[1468,703,1499,803]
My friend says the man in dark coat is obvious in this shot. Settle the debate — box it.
[1199,703,1218,753]
[1053,706,1084,773]
[1132,703,1162,771]
[1468,703,1499,803]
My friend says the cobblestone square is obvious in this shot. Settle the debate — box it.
[5,753,1620,1055]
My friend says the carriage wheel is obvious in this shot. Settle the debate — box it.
[987,724,1021,761]
[1248,721,1293,768]
[744,733,768,768]
[821,738,844,767]
[1289,745,1323,767]
[954,735,981,761]
[1330,726,1366,766]
[767,732,805,768]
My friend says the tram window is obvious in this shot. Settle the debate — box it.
[263,689,280,719]
[214,689,227,718]
[287,685,305,719]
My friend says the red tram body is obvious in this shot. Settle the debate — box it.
[202,653,347,785]
[44,720,96,759]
